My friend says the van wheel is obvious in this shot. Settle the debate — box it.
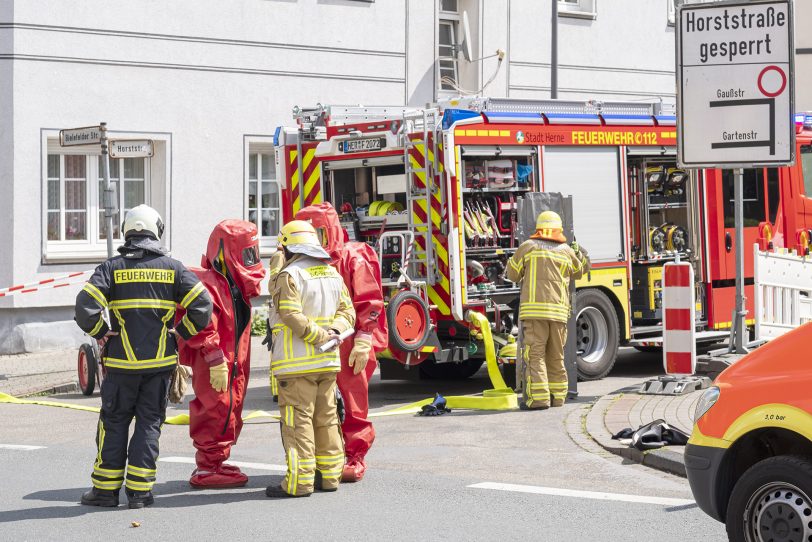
[726,455,812,542]
[575,289,619,381]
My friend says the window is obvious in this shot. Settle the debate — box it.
[42,131,169,263]
[721,169,774,227]
[558,0,597,19]
[46,153,148,243]
[801,145,812,197]
[438,2,460,92]
[247,149,281,249]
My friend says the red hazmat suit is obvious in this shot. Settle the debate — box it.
[295,203,387,482]
[177,220,265,488]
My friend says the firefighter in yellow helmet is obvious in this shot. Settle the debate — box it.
[506,211,590,410]
[266,220,355,498]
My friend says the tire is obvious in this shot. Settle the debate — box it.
[78,343,98,396]
[387,290,431,352]
[574,289,620,381]
[419,359,484,380]
[726,455,812,542]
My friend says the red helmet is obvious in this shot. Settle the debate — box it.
[295,202,345,264]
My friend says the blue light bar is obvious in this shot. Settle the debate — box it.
[543,112,601,125]
[655,115,677,126]
[481,112,544,124]
[273,126,282,146]
[443,109,481,129]
[601,114,655,126]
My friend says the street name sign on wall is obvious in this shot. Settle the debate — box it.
[59,126,102,147]
[677,0,795,167]
[109,139,154,158]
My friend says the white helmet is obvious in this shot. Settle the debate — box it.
[122,204,164,240]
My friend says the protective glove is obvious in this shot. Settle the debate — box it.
[418,393,451,417]
[209,361,229,393]
[570,241,580,254]
[348,333,373,375]
[306,325,332,346]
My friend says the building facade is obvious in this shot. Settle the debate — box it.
[0,0,699,353]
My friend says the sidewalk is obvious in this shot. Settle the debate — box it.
[580,382,703,477]
[0,349,78,397]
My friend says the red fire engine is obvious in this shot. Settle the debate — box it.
[272,99,812,381]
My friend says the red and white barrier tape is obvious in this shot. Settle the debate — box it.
[0,270,91,294]
[0,271,92,298]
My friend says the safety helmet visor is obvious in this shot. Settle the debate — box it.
[242,245,261,267]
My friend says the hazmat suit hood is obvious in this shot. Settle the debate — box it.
[203,219,266,300]
[295,202,344,264]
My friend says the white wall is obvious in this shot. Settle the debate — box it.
[0,0,681,352]
[508,0,676,101]
[796,0,811,111]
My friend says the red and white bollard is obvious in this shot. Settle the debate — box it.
[662,261,696,375]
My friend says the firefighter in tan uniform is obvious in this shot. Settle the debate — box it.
[506,211,589,410]
[266,220,355,498]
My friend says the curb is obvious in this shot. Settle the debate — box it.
[5,381,79,398]
[584,393,687,478]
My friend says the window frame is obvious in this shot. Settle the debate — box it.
[558,0,597,20]
[40,130,171,264]
[438,18,461,93]
[244,136,282,255]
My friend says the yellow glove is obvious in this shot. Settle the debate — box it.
[209,361,229,393]
[349,334,373,375]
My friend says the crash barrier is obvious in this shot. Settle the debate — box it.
[662,261,696,375]
[0,270,92,298]
[754,246,812,341]
[0,310,519,422]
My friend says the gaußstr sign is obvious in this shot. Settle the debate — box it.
[677,0,795,167]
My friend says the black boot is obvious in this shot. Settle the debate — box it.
[125,489,155,509]
[314,470,337,493]
[265,485,310,498]
[80,487,119,507]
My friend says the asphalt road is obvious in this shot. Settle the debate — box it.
[0,344,726,541]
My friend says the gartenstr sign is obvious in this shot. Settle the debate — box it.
[677,0,795,167]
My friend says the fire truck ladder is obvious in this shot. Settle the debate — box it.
[449,96,675,118]
[401,108,441,286]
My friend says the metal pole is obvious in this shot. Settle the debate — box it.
[100,123,115,259]
[731,167,748,354]
[551,0,558,99]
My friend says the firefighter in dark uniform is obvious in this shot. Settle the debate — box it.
[74,204,212,509]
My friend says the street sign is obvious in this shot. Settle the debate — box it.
[677,0,795,167]
[59,125,102,147]
[109,139,154,159]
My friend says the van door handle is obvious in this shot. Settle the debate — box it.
[725,232,732,253]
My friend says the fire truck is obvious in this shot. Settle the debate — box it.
[273,98,812,381]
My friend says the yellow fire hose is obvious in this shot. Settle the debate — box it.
[0,312,518,422]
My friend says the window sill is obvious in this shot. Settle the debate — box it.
[558,10,597,20]
[42,251,110,265]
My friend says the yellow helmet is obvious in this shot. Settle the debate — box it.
[531,211,566,242]
[278,220,330,259]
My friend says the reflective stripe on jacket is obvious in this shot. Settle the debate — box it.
[75,246,212,373]
[269,255,355,377]
[505,239,589,323]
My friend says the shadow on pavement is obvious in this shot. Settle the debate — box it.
[3,475,286,523]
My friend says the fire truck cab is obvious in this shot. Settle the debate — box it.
[273,100,812,381]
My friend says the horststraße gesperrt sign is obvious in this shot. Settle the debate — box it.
[677,0,795,167]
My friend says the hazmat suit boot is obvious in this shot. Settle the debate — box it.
[315,470,338,492]
[341,458,366,483]
[80,487,119,507]
[189,465,248,489]
[125,489,154,509]
[265,485,311,499]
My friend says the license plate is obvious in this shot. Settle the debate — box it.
[341,137,385,153]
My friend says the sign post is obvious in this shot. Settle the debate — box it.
[59,123,116,258]
[677,0,795,354]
